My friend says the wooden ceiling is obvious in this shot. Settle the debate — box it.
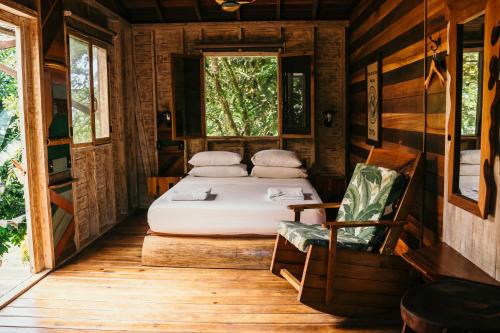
[97,0,356,23]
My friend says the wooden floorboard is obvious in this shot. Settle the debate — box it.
[0,211,401,332]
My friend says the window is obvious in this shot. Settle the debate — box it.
[204,55,278,137]
[460,50,483,136]
[69,34,110,145]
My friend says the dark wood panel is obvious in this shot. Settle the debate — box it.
[350,0,421,52]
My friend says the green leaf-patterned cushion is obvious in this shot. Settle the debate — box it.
[336,163,405,246]
[278,221,370,253]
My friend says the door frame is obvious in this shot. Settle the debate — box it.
[0,2,55,274]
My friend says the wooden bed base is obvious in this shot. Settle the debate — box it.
[141,231,275,269]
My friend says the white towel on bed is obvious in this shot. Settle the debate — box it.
[170,187,212,201]
[267,187,304,201]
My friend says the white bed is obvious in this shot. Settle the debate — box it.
[148,176,326,235]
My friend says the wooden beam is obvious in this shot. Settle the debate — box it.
[0,26,15,37]
[0,40,15,50]
[153,0,166,22]
[0,63,16,78]
[193,0,203,21]
[312,0,319,19]
[63,11,118,38]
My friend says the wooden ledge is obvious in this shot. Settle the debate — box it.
[402,242,500,286]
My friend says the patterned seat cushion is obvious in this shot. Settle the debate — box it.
[336,163,405,247]
[278,221,370,253]
[278,163,405,253]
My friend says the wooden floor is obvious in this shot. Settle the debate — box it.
[0,212,401,332]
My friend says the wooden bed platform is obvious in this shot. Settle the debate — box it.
[142,231,275,269]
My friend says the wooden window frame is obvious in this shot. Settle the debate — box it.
[66,29,111,148]
[171,50,316,142]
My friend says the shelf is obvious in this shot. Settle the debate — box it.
[48,178,78,190]
[47,137,71,146]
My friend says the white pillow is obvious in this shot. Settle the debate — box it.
[188,151,242,167]
[189,164,248,177]
[251,149,302,167]
[460,150,480,165]
[460,164,480,176]
[251,166,307,178]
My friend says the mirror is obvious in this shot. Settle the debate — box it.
[454,14,485,202]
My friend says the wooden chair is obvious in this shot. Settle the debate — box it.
[270,148,423,316]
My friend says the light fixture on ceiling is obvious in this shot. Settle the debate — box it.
[215,0,255,13]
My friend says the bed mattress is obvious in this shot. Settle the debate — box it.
[148,176,326,235]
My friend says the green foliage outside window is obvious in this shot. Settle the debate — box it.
[0,45,27,259]
[69,36,92,144]
[204,56,278,136]
[461,52,480,136]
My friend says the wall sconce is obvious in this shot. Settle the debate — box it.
[323,110,334,127]
[157,110,172,127]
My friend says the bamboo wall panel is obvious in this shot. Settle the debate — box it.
[72,148,95,247]
[132,22,347,206]
[94,144,116,231]
[348,0,447,249]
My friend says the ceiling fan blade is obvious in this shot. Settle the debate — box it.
[238,0,255,3]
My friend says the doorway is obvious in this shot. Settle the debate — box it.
[0,20,32,300]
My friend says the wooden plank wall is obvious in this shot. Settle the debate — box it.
[131,22,347,207]
[348,0,447,249]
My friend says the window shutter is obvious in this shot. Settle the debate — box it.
[280,54,313,137]
[171,54,204,139]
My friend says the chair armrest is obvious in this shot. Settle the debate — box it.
[287,202,341,211]
[322,220,407,229]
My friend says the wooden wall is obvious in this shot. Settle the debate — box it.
[131,21,347,207]
[348,0,447,249]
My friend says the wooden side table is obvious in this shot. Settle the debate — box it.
[401,279,500,333]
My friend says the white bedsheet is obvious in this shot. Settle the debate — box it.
[148,176,326,235]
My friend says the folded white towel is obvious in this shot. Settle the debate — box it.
[267,187,304,201]
[170,187,212,201]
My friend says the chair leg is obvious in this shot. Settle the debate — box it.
[270,234,307,277]
[298,245,328,304]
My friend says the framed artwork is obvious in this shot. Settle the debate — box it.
[366,59,381,146]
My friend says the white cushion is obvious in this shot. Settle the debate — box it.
[460,150,480,165]
[251,149,302,167]
[189,164,248,177]
[251,166,307,178]
[188,151,242,167]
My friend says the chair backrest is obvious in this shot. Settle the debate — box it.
[365,148,423,254]
[366,148,423,222]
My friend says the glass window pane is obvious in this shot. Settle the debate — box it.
[92,45,110,140]
[69,36,92,144]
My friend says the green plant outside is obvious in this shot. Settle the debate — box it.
[204,56,278,137]
[0,44,27,260]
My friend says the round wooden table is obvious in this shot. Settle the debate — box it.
[401,279,500,333]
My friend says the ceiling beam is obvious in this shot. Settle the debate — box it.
[153,0,166,22]
[193,0,203,21]
[312,0,319,19]
[276,0,281,20]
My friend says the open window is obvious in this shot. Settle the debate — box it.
[171,52,314,139]
[68,33,110,146]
